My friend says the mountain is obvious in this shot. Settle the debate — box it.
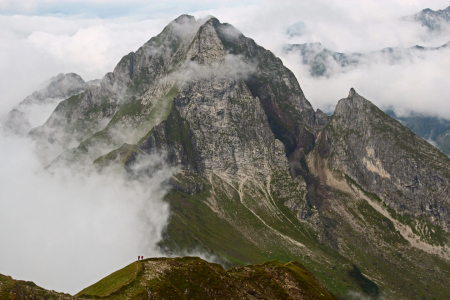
[0,257,337,299]
[23,15,450,299]
[2,73,97,136]
[405,6,450,32]
[284,41,449,77]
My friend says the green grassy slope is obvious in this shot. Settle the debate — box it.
[76,257,338,300]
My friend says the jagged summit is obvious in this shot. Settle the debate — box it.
[30,14,318,170]
[348,87,356,97]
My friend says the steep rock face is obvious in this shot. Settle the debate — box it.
[319,89,450,232]
[138,17,298,179]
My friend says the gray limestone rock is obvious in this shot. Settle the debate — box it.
[318,88,450,232]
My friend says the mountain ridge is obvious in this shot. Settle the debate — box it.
[0,257,338,299]
[284,40,450,77]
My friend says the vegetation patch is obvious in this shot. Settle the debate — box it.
[347,265,379,298]
[76,261,141,297]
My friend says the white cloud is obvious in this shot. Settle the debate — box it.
[0,129,173,294]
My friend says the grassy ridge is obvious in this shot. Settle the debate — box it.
[77,262,141,297]
[75,257,338,300]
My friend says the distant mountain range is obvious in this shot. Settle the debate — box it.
[284,41,449,77]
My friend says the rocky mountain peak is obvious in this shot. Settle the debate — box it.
[323,89,450,236]
[27,73,87,104]
[348,87,356,97]
[332,87,376,129]
[407,5,450,31]
[185,17,226,65]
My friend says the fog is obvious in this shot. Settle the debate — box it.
[0,124,173,293]
[1,0,450,295]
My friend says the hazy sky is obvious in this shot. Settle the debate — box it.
[1,0,450,295]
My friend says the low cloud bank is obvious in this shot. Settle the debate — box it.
[0,125,173,294]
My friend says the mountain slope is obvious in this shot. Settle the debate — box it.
[27,15,450,299]
[386,109,450,156]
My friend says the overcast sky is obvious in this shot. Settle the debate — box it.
[1,0,450,295]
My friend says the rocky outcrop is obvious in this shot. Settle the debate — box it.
[0,273,76,300]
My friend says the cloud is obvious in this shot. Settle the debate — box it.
[176,54,256,84]
[0,127,173,294]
